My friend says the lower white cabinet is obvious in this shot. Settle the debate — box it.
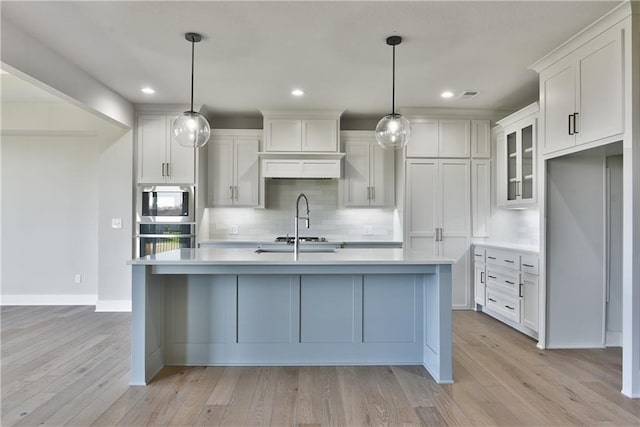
[406,159,471,309]
[473,244,539,338]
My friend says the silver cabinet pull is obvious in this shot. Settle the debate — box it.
[523,263,534,268]
[480,272,485,284]
[488,275,497,279]
[371,186,375,201]
[505,280,515,285]
[488,298,497,303]
[229,186,234,199]
[519,283,523,298]
[234,186,238,200]
[166,162,170,177]
[488,256,496,260]
[475,253,482,257]
[504,259,515,264]
[505,305,515,311]
[574,112,579,134]
[161,162,165,177]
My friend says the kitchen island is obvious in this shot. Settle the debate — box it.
[129,248,454,386]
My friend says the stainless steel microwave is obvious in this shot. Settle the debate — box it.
[137,185,194,223]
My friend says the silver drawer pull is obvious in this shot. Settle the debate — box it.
[505,280,515,285]
[488,256,496,260]
[475,254,482,257]
[523,263,534,268]
[505,305,515,310]
[488,275,497,279]
[488,298,497,303]
[504,259,514,263]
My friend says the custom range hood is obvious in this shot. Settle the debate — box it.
[259,110,344,179]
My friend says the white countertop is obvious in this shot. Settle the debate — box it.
[472,241,539,254]
[130,248,453,266]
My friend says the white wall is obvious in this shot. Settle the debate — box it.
[206,179,398,242]
[1,136,100,303]
[606,155,623,345]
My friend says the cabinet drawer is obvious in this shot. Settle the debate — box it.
[485,249,519,271]
[486,267,520,297]
[520,254,539,275]
[486,290,520,323]
[473,247,485,263]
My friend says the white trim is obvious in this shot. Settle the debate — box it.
[496,102,539,127]
[95,299,132,312]
[0,294,97,306]
[606,331,622,347]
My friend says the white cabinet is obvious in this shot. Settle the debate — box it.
[474,247,486,308]
[471,159,491,237]
[262,111,341,152]
[342,132,394,207]
[473,245,539,337]
[471,120,491,158]
[405,119,470,158]
[208,131,260,207]
[538,25,623,155]
[496,104,537,208]
[406,159,471,309]
[137,115,195,184]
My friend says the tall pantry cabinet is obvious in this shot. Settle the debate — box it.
[403,117,490,309]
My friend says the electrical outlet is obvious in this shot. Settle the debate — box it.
[74,274,82,284]
[363,225,373,235]
[111,218,122,229]
[228,225,239,235]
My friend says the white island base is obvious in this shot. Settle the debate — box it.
[130,248,453,386]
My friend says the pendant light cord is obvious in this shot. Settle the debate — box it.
[391,44,396,115]
[190,38,195,114]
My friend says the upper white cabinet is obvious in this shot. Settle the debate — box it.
[342,132,394,207]
[405,119,470,158]
[208,130,260,207]
[471,159,491,237]
[537,25,623,155]
[262,111,341,152]
[137,114,195,184]
[471,120,491,158]
[405,159,471,309]
[496,103,538,208]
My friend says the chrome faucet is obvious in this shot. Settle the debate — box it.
[294,193,310,261]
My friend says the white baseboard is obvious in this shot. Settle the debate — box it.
[95,299,131,312]
[605,331,622,347]
[0,294,97,306]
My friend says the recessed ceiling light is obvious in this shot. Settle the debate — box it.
[441,91,454,99]
[291,89,304,97]
[141,87,155,94]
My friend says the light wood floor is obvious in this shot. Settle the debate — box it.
[1,306,639,426]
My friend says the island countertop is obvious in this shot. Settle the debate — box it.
[129,247,455,266]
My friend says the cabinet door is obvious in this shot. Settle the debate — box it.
[439,160,471,309]
[369,142,394,207]
[521,273,538,332]
[234,139,259,206]
[405,160,438,250]
[137,115,167,183]
[439,120,470,158]
[208,138,235,206]
[474,262,486,306]
[405,119,438,157]
[471,120,491,158]
[265,119,301,151]
[471,160,491,237]
[343,139,371,206]
[302,119,338,152]
[167,117,195,184]
[541,61,576,154]
[576,27,623,146]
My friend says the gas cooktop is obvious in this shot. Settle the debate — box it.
[275,236,327,243]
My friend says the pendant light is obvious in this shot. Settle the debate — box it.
[375,36,411,149]
[173,32,211,148]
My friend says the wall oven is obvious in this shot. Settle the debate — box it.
[136,185,195,256]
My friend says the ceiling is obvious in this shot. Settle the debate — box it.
[0,1,621,118]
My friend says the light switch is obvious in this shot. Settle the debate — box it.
[111,218,122,229]
[363,225,373,235]
[229,225,239,235]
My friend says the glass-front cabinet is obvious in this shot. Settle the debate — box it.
[497,103,538,209]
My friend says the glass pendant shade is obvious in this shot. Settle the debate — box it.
[173,111,211,148]
[375,113,411,149]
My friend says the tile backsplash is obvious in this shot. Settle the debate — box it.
[207,179,398,241]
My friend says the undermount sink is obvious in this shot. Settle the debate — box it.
[254,247,336,254]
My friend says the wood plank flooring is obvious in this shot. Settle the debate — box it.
[2,306,639,426]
